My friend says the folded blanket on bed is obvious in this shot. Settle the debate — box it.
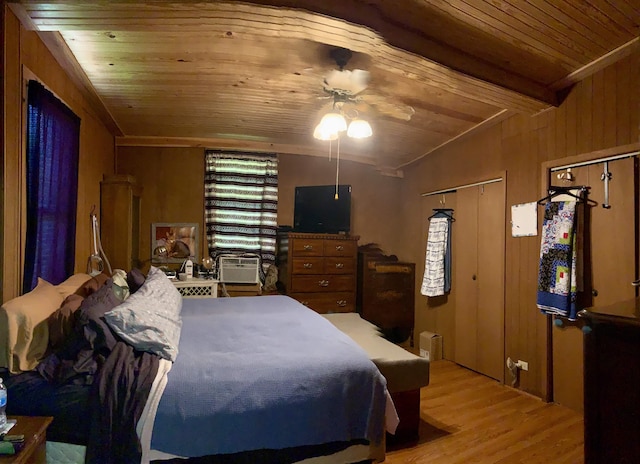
[536,200,578,320]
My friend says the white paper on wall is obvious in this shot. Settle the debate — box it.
[511,202,537,237]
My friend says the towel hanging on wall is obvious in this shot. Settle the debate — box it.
[421,210,453,297]
[536,200,578,320]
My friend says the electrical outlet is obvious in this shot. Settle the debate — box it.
[517,360,529,371]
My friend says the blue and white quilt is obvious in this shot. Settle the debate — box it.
[149,295,388,458]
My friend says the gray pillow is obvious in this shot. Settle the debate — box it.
[104,266,183,361]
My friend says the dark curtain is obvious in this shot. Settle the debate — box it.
[23,80,80,292]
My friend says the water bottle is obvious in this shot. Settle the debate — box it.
[185,256,194,279]
[0,377,7,429]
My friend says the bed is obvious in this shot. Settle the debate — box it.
[322,312,430,443]
[1,268,395,464]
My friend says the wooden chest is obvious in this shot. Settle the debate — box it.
[357,251,415,343]
[278,232,359,313]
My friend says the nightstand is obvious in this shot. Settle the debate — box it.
[0,416,52,464]
[172,278,219,298]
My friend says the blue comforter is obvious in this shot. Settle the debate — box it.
[150,295,388,457]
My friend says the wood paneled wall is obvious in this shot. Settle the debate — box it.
[116,146,206,271]
[277,153,403,251]
[115,148,405,267]
[2,6,116,302]
[401,50,639,400]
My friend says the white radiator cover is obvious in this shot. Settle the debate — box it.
[218,256,260,283]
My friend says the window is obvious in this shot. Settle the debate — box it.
[204,151,278,276]
[23,80,80,292]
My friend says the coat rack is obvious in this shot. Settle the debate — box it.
[537,186,590,205]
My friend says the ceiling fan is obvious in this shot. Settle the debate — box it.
[319,48,415,122]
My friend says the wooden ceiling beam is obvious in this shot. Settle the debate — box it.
[240,0,558,108]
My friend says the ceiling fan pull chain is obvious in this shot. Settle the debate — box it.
[335,137,341,199]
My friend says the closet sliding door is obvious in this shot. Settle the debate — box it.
[455,180,505,381]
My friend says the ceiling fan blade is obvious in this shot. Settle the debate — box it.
[363,94,415,121]
[323,69,370,96]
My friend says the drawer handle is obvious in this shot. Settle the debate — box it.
[301,301,310,306]
[335,263,344,269]
[336,300,347,307]
[303,262,313,269]
[303,244,313,250]
[318,280,329,287]
[335,245,344,251]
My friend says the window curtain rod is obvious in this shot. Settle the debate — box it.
[550,151,639,172]
[420,177,502,197]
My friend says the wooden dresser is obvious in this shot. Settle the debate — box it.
[357,250,415,343]
[578,298,640,464]
[277,232,359,314]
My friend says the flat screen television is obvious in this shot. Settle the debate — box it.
[293,185,352,234]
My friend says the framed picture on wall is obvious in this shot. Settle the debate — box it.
[151,223,199,264]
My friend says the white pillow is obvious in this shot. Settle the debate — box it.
[104,267,182,361]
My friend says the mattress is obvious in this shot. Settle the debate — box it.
[323,312,430,392]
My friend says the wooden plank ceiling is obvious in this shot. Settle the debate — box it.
[11,1,640,172]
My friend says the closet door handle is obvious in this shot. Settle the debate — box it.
[632,279,640,287]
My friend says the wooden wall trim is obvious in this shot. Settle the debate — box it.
[1,2,5,303]
[116,136,380,166]
[550,38,640,92]
[3,6,24,300]
[401,110,514,169]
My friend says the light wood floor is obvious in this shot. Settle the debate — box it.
[385,360,584,464]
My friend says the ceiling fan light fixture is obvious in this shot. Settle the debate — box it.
[313,123,338,141]
[319,112,347,133]
[347,119,372,138]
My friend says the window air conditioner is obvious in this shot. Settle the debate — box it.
[218,256,260,284]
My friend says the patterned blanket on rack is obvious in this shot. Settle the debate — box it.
[421,216,450,297]
[536,201,578,320]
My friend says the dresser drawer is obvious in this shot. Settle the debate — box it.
[323,239,357,257]
[291,275,355,293]
[291,238,324,256]
[290,292,355,314]
[292,257,324,274]
[324,257,355,274]
[293,257,355,275]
